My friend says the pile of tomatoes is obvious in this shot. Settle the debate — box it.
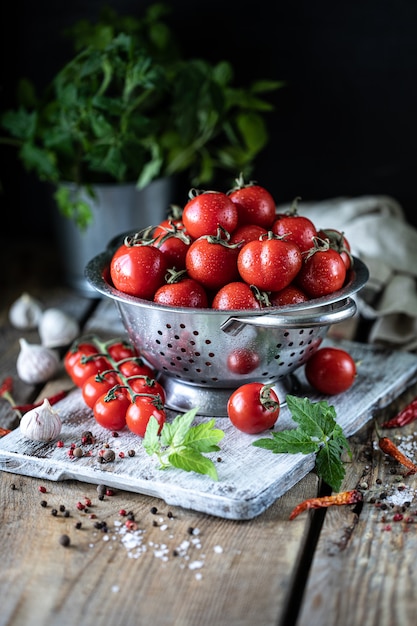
[64,338,166,436]
[109,178,352,309]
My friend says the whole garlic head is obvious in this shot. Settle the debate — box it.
[20,398,62,441]
[16,338,61,384]
[9,293,43,330]
[38,308,80,348]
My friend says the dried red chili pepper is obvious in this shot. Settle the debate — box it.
[0,427,11,437]
[289,489,362,520]
[0,376,13,396]
[375,422,417,476]
[382,397,417,429]
[12,390,69,413]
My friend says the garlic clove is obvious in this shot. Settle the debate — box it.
[20,398,62,441]
[9,292,43,330]
[16,338,61,384]
[38,308,80,348]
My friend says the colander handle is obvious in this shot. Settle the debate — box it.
[220,297,357,336]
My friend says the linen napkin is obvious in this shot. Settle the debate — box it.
[276,195,417,352]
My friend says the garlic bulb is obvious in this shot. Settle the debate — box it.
[16,338,61,384]
[38,308,80,348]
[20,398,62,441]
[9,293,43,330]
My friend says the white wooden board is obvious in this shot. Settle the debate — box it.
[0,341,416,519]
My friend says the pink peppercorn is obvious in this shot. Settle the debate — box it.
[106,489,114,497]
[119,452,125,458]
[76,502,85,510]
[38,485,47,493]
[84,497,92,507]
[56,440,64,448]
[119,509,127,516]
[393,513,404,522]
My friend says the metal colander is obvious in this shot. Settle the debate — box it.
[85,247,368,415]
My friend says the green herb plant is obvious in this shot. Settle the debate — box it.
[143,407,225,481]
[0,3,283,228]
[253,395,351,492]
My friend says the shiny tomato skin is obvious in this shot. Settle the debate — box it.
[227,348,260,375]
[186,237,240,291]
[305,347,356,395]
[153,230,191,270]
[93,390,131,431]
[318,228,352,270]
[272,214,317,253]
[269,285,309,307]
[82,372,120,409]
[125,396,166,437]
[107,341,139,362]
[110,243,168,299]
[182,191,239,239]
[67,353,111,388]
[227,382,280,434]
[118,358,155,379]
[237,237,302,292]
[212,282,262,310]
[128,376,166,405]
[296,249,346,298]
[229,224,268,247]
[64,343,98,378]
[228,185,276,229]
[153,277,208,308]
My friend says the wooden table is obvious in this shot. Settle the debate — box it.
[2,240,417,626]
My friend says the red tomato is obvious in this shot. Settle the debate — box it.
[110,241,168,299]
[229,224,268,247]
[305,347,356,395]
[228,182,276,229]
[64,342,98,378]
[227,348,260,374]
[106,340,139,362]
[182,191,239,239]
[212,282,262,310]
[125,396,166,437]
[318,228,352,270]
[128,376,166,405]
[296,248,346,298]
[153,229,192,270]
[93,390,131,431]
[269,285,309,306]
[82,372,120,409]
[227,382,280,434]
[153,208,185,236]
[237,234,302,292]
[186,234,240,290]
[154,276,208,308]
[67,352,110,388]
[118,358,155,379]
[272,202,317,253]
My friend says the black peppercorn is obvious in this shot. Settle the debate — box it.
[59,534,71,547]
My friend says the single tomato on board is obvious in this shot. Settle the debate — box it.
[227,382,280,434]
[305,347,357,395]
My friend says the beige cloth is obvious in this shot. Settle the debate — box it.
[276,195,417,351]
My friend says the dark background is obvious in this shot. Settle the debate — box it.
[2,0,417,240]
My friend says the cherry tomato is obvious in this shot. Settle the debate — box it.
[125,396,166,437]
[227,382,280,434]
[153,228,192,270]
[305,347,356,395]
[318,228,352,270]
[110,241,168,299]
[237,234,302,292]
[67,352,110,388]
[182,191,239,239]
[269,285,309,306]
[106,340,139,362]
[229,224,268,247]
[296,248,346,298]
[93,390,131,431]
[186,233,240,290]
[227,348,260,374]
[212,282,262,310]
[82,372,120,409]
[128,376,166,405]
[64,342,98,378]
[118,358,155,379]
[272,201,317,253]
[228,181,276,229]
[154,276,208,308]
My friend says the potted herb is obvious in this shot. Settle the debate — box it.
[1,4,282,292]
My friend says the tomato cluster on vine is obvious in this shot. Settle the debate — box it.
[64,337,166,436]
[109,177,353,309]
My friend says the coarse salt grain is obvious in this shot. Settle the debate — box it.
[213,545,223,554]
[189,560,204,570]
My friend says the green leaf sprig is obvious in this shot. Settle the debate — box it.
[143,407,225,481]
[253,395,351,492]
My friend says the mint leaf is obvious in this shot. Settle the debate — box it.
[253,395,351,492]
[143,409,225,480]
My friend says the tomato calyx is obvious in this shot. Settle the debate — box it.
[259,384,281,411]
[202,226,242,249]
[123,227,158,248]
[302,236,331,260]
[154,225,192,247]
[320,229,354,267]
[250,285,271,307]
[163,268,189,284]
[227,172,257,193]
[282,196,303,218]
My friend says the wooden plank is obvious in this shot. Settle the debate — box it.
[296,385,417,626]
[1,341,416,520]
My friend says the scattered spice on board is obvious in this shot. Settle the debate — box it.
[382,397,417,429]
[289,489,363,521]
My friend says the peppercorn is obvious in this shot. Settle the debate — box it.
[38,485,47,493]
[74,521,82,529]
[102,449,116,463]
[40,500,47,508]
[73,447,83,458]
[150,506,158,514]
[59,534,71,547]
[97,484,107,498]
[59,505,66,512]
[51,508,58,516]
[128,449,135,457]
